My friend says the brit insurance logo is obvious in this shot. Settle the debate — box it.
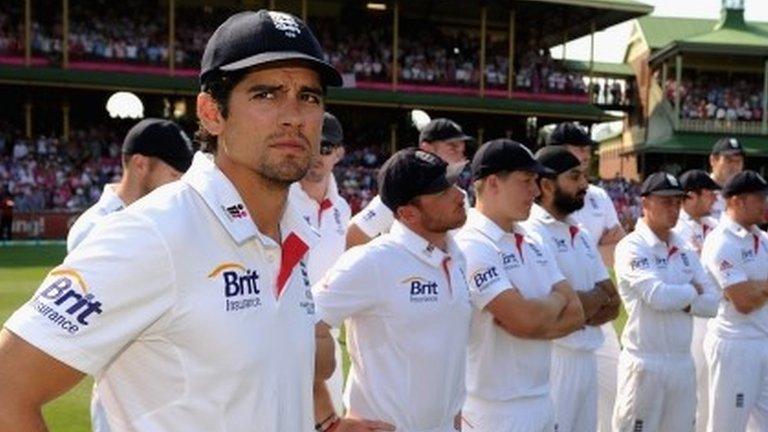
[401,276,439,303]
[208,263,262,312]
[29,268,103,335]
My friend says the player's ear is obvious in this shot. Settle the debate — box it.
[197,92,225,137]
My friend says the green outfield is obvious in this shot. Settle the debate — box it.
[0,244,626,430]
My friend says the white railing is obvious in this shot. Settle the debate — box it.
[677,119,766,135]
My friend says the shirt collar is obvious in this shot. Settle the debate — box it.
[288,175,342,209]
[465,208,507,242]
[183,152,319,248]
[389,220,457,268]
[720,214,758,239]
[634,219,669,249]
[99,183,125,213]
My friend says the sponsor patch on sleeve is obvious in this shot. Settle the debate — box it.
[629,257,650,270]
[469,266,500,292]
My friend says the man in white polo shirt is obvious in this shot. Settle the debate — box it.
[701,170,768,432]
[346,117,473,247]
[314,148,471,431]
[0,10,390,432]
[524,146,620,432]
[673,169,722,432]
[613,172,719,432]
[547,122,626,432]
[290,111,351,413]
[456,139,585,432]
[67,118,194,252]
[708,137,745,220]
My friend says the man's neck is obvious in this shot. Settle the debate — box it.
[727,209,754,232]
[215,155,289,243]
[711,172,728,187]
[114,179,141,206]
[299,175,331,204]
[644,217,671,243]
[539,200,568,222]
[403,221,448,252]
[476,201,517,233]
[681,206,702,223]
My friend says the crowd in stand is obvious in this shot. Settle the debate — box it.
[0,125,123,212]
[598,177,642,232]
[667,75,764,122]
[0,4,586,94]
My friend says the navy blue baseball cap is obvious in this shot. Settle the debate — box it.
[723,170,768,198]
[472,139,553,180]
[200,10,342,88]
[122,118,194,173]
[640,172,685,197]
[547,122,596,147]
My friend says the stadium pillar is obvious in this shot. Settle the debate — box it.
[675,54,682,128]
[477,127,484,144]
[62,0,69,68]
[562,30,568,60]
[24,0,30,66]
[479,6,487,97]
[62,102,70,142]
[24,101,32,139]
[763,59,768,134]
[389,123,397,155]
[301,0,307,22]
[661,62,668,89]
[588,20,595,102]
[168,0,175,75]
[392,1,399,90]
[269,0,276,9]
[507,9,515,97]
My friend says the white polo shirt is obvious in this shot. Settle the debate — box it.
[571,184,620,245]
[67,184,125,252]
[709,179,726,221]
[614,220,719,357]
[5,152,319,432]
[523,204,608,351]
[701,215,768,339]
[289,176,351,284]
[455,209,565,402]
[314,221,471,431]
[672,209,718,254]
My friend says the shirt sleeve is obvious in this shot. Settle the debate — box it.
[458,237,515,310]
[598,187,621,230]
[4,211,176,375]
[688,251,721,318]
[614,240,698,312]
[584,231,610,282]
[348,195,394,238]
[701,237,748,290]
[312,246,382,328]
[66,216,95,253]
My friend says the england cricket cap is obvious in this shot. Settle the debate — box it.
[200,10,342,88]
[711,137,745,156]
[471,139,553,180]
[122,118,194,173]
[379,148,466,211]
[640,172,686,197]
[723,170,768,198]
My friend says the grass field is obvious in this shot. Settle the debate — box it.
[0,244,626,430]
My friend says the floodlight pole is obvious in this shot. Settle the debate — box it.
[762,59,768,134]
[169,0,175,75]
[62,0,69,69]
[507,9,515,97]
[392,1,399,90]
[675,54,682,129]
[24,0,30,66]
[25,101,32,139]
[479,6,487,97]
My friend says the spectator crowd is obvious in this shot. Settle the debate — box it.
[667,74,764,122]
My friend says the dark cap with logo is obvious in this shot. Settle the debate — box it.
[640,172,686,197]
[723,170,768,198]
[547,122,596,147]
[322,112,343,145]
[534,146,581,177]
[379,148,466,211]
[419,118,473,144]
[200,10,342,88]
[711,137,745,156]
[122,118,194,173]
[472,139,553,180]
[679,169,721,192]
